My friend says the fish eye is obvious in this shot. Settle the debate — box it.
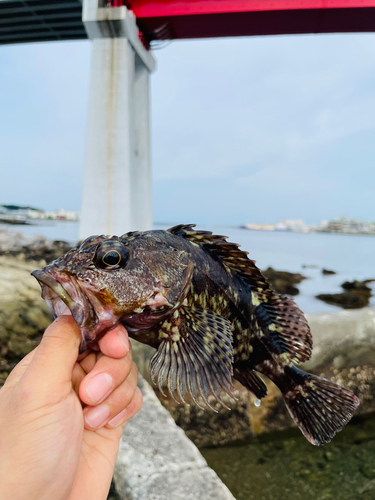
[95,243,128,270]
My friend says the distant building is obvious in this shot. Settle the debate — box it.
[241,216,375,235]
[242,223,276,231]
[322,217,368,234]
[45,209,79,221]
[276,219,311,233]
[0,205,79,222]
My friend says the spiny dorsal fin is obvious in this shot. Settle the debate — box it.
[150,305,235,411]
[168,224,313,364]
[168,224,269,291]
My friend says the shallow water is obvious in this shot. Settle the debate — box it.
[202,414,375,500]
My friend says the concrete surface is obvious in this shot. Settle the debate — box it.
[113,376,236,500]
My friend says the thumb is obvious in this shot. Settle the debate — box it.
[26,313,82,390]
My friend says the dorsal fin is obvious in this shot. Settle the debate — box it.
[168,224,312,364]
[168,224,270,291]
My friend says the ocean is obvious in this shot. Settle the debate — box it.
[6,220,375,314]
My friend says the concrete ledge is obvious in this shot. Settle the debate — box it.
[305,309,375,369]
[113,376,236,500]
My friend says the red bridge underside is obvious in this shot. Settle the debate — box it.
[124,0,375,40]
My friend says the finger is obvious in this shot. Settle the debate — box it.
[26,315,81,390]
[2,347,38,390]
[79,349,133,407]
[107,386,143,429]
[79,352,99,375]
[77,349,91,362]
[83,362,138,430]
[98,324,129,359]
[76,331,127,373]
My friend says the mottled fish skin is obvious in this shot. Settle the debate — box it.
[32,224,360,445]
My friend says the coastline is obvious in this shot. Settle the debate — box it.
[240,227,375,237]
[1,252,374,500]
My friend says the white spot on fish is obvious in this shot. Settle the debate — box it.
[254,398,261,407]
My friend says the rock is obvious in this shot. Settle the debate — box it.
[0,255,52,385]
[360,465,375,479]
[323,451,335,462]
[358,479,375,496]
[129,339,154,384]
[342,280,372,292]
[316,291,370,309]
[0,227,71,263]
[0,229,72,385]
[302,310,375,415]
[262,267,306,296]
[332,355,346,370]
[113,376,235,500]
[159,385,253,448]
[316,279,372,309]
[304,310,375,368]
[322,269,336,275]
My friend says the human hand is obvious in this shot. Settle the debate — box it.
[0,313,142,500]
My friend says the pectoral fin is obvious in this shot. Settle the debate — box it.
[150,306,235,411]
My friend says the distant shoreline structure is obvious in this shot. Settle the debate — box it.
[240,217,375,236]
[0,205,79,225]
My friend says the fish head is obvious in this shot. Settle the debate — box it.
[32,231,193,352]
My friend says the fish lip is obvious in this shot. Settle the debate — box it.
[31,270,78,310]
[31,269,98,349]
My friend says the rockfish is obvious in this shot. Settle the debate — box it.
[32,224,359,445]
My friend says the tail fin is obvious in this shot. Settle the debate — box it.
[282,366,359,445]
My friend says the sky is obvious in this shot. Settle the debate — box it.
[0,33,375,225]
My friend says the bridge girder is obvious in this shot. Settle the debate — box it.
[1,0,375,47]
[0,0,86,45]
[129,0,375,41]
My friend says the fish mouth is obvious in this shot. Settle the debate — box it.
[31,269,98,353]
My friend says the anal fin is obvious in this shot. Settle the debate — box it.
[234,365,267,399]
[150,306,235,411]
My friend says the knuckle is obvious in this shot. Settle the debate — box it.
[133,388,143,412]
[126,388,143,418]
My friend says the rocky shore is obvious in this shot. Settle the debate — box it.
[0,227,71,262]
[1,229,374,447]
[2,229,375,500]
[0,255,52,385]
[2,248,374,450]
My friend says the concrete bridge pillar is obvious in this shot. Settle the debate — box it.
[80,3,156,240]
